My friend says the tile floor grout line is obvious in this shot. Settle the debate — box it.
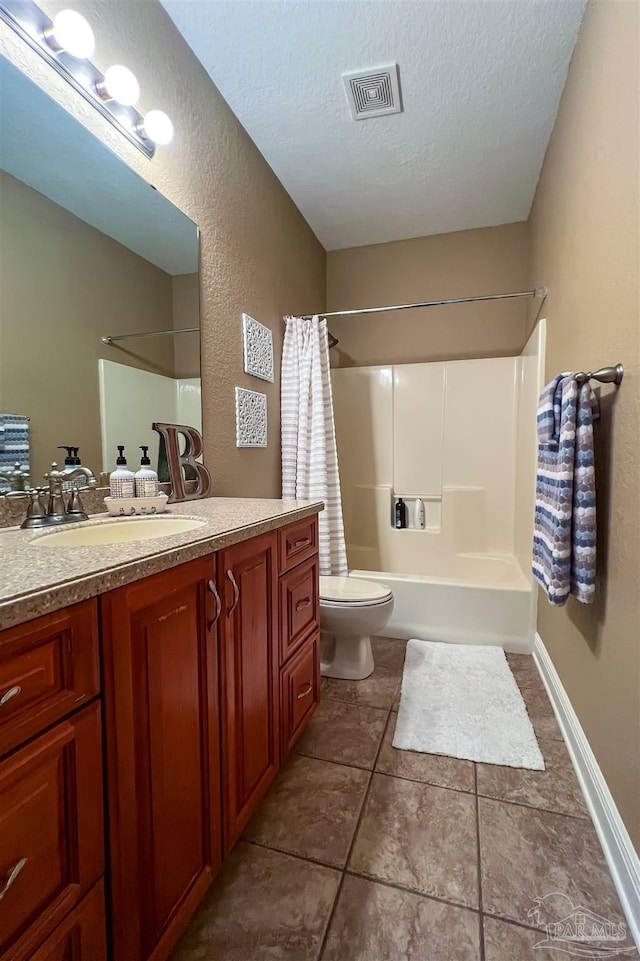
[292,748,381,773]
[481,909,638,949]
[242,837,350,873]
[344,867,482,917]
[474,763,487,961]
[316,690,395,961]
[322,692,399,711]
[480,909,552,937]
[475,791,592,822]
[373,764,476,794]
[297,738,590,821]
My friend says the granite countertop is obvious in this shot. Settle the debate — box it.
[0,497,323,632]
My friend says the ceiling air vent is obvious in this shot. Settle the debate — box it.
[343,64,402,120]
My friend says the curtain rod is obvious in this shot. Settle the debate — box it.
[102,328,199,345]
[307,286,547,321]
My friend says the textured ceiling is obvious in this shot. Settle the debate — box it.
[160,0,586,250]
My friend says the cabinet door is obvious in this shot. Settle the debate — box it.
[28,880,107,961]
[0,704,103,961]
[219,532,279,852]
[0,600,99,757]
[101,557,222,961]
[281,632,320,757]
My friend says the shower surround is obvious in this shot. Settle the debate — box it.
[331,321,545,651]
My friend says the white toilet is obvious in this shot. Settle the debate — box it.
[319,575,394,680]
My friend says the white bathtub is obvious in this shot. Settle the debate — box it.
[351,555,536,653]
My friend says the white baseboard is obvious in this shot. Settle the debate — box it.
[533,633,640,950]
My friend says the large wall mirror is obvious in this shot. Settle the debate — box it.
[0,56,201,494]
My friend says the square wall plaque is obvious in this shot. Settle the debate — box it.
[235,387,267,447]
[242,313,274,382]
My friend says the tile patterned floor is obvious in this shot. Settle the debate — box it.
[171,640,636,961]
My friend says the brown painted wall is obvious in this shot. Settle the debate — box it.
[1,0,325,498]
[528,0,640,847]
[326,223,529,367]
[0,171,176,482]
[172,273,200,380]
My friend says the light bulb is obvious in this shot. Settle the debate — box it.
[47,9,95,59]
[102,65,140,106]
[143,110,174,145]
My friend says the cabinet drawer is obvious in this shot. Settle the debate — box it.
[0,703,104,961]
[279,556,319,664]
[0,601,100,757]
[280,633,319,756]
[278,516,318,573]
[28,880,107,961]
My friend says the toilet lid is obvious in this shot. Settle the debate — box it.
[319,575,393,604]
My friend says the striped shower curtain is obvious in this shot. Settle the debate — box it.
[281,316,348,575]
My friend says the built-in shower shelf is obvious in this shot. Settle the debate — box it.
[391,493,442,531]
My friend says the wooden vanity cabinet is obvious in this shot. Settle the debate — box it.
[218,531,280,853]
[2,512,320,961]
[100,556,222,961]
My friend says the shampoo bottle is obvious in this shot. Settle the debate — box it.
[395,497,407,529]
[135,446,159,497]
[414,497,425,529]
[110,446,135,499]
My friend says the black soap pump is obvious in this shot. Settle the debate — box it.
[57,446,75,469]
[57,446,78,491]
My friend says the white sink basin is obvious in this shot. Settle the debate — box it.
[32,516,206,547]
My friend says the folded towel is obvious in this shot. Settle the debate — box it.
[532,374,599,605]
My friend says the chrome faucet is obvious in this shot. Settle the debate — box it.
[20,463,98,529]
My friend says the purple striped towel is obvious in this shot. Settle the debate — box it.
[532,373,599,605]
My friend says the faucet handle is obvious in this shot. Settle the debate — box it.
[19,490,48,530]
[66,487,89,521]
[27,490,46,514]
[44,461,64,481]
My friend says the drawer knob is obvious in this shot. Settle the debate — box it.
[0,685,21,707]
[295,597,312,612]
[292,538,310,549]
[0,857,27,902]
[297,683,313,700]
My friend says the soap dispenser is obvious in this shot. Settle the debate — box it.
[110,446,135,499]
[58,446,77,492]
[135,446,159,497]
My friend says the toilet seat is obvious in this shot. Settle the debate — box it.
[319,575,393,608]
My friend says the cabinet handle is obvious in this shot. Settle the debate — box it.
[0,685,21,707]
[0,858,27,902]
[297,683,313,700]
[207,579,222,631]
[295,597,312,612]
[293,538,310,549]
[226,570,240,617]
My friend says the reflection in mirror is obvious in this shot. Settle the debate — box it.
[0,56,201,493]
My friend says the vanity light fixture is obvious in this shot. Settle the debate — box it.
[98,64,140,107]
[140,110,174,145]
[44,9,95,59]
[0,0,173,158]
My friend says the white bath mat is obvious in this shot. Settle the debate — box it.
[393,639,545,770]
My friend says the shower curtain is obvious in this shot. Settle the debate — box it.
[281,315,348,575]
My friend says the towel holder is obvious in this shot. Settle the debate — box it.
[575,364,623,386]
